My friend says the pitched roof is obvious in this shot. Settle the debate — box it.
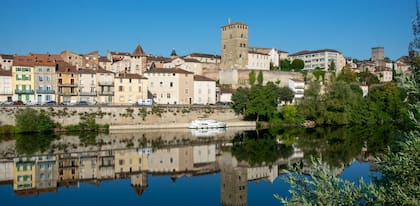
[110,51,131,56]
[13,55,35,67]
[116,73,147,79]
[56,61,78,73]
[97,67,114,74]
[0,54,14,59]
[374,66,392,72]
[194,75,215,81]
[183,58,201,63]
[78,68,97,74]
[0,69,12,76]
[188,53,221,59]
[289,49,342,56]
[147,56,171,62]
[144,68,194,75]
[98,56,111,62]
[30,53,62,66]
[132,45,145,56]
[248,49,269,55]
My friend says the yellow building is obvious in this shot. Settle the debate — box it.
[114,149,149,175]
[56,61,79,104]
[114,73,148,105]
[12,56,35,103]
[13,157,37,191]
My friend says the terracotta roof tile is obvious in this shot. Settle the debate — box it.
[194,75,215,81]
[0,69,12,76]
[116,73,147,79]
[289,49,342,56]
[144,68,194,75]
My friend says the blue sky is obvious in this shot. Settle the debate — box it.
[0,0,416,60]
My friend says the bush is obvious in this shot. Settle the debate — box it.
[15,108,56,133]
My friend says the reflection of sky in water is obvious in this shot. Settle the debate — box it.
[0,162,376,206]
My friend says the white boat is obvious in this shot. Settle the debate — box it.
[188,119,226,129]
[190,127,226,137]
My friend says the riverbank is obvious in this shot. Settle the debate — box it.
[109,121,256,133]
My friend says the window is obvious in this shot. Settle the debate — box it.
[167,93,171,98]
[129,86,132,92]
[170,82,173,87]
[160,82,163,87]
[185,89,189,95]
[119,86,123,92]
[138,86,141,92]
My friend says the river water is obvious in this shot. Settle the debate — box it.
[0,126,392,205]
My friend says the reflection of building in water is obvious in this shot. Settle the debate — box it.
[98,150,115,179]
[13,157,37,194]
[0,159,13,184]
[58,154,79,187]
[148,147,193,173]
[36,155,57,192]
[193,145,216,164]
[247,166,278,183]
[131,172,148,197]
[219,152,248,206]
[79,152,98,180]
[114,149,147,176]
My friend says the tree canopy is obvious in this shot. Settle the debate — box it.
[291,59,305,71]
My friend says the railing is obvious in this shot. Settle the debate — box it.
[58,83,78,87]
[58,92,78,96]
[36,89,55,94]
[98,91,114,96]
[15,89,34,94]
[98,81,114,86]
[79,91,97,96]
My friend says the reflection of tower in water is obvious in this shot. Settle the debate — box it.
[131,172,148,197]
[219,152,247,206]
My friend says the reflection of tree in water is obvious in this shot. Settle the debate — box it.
[16,133,58,155]
[231,130,294,166]
[292,126,396,168]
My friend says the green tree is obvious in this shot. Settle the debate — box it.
[278,86,295,103]
[291,59,305,71]
[358,70,380,86]
[257,70,264,85]
[280,59,291,71]
[328,60,336,71]
[312,67,326,81]
[249,70,256,86]
[15,108,56,133]
[231,87,250,115]
[336,68,357,83]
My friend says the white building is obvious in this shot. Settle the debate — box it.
[288,78,305,104]
[374,66,393,82]
[78,69,97,104]
[289,49,345,73]
[247,49,270,70]
[144,68,194,104]
[0,54,13,70]
[163,57,203,75]
[193,75,216,105]
[0,69,12,102]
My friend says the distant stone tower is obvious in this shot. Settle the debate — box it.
[221,21,249,70]
[371,47,384,62]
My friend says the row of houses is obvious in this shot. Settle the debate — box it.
[0,51,217,105]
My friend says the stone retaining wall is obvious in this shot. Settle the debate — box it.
[0,105,242,127]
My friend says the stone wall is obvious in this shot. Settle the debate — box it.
[0,105,241,127]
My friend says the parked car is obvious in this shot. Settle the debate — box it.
[61,101,75,106]
[2,101,13,105]
[13,100,25,105]
[44,100,56,106]
[77,101,89,106]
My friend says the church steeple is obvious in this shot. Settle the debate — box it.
[170,48,177,58]
[132,44,145,57]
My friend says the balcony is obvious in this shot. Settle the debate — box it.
[79,91,97,96]
[98,81,114,86]
[15,89,34,94]
[99,91,114,96]
[36,89,55,94]
[58,83,78,87]
[58,91,78,96]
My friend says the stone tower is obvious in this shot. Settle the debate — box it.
[371,47,384,62]
[221,21,249,70]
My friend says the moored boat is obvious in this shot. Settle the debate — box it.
[188,119,226,129]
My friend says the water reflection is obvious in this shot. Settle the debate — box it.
[0,126,393,205]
